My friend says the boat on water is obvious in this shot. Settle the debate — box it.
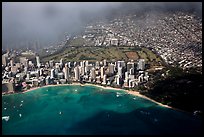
[2,116,10,121]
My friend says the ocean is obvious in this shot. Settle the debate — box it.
[2,85,202,135]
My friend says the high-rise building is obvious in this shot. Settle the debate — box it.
[95,61,100,69]
[40,68,43,76]
[54,69,59,76]
[49,60,54,68]
[101,66,105,78]
[125,71,129,80]
[129,80,135,88]
[24,66,28,73]
[20,57,28,67]
[60,58,63,66]
[118,66,123,77]
[84,64,92,74]
[57,72,64,79]
[51,69,55,79]
[130,68,134,75]
[78,66,82,75]
[96,76,101,84]
[127,62,135,74]
[28,61,33,66]
[63,66,69,80]
[129,74,135,80]
[26,73,30,80]
[45,76,51,85]
[116,75,121,85]
[103,59,107,67]
[74,62,77,67]
[90,68,96,80]
[36,69,40,78]
[108,63,114,74]
[102,74,107,85]
[124,79,129,87]
[36,56,41,68]
[138,74,144,82]
[68,62,71,68]
[85,66,88,74]
[117,61,125,69]
[137,59,145,70]
[2,55,7,66]
[10,58,14,67]
[85,61,89,66]
[74,66,80,81]
[81,66,85,76]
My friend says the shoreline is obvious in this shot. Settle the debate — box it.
[2,83,182,111]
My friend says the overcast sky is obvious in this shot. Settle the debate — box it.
[2,2,202,50]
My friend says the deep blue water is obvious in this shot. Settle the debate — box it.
[2,85,202,135]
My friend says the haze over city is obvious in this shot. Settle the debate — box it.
[2,2,202,50]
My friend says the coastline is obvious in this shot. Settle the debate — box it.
[2,83,180,111]
[84,83,174,109]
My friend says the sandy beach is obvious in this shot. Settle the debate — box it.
[2,83,177,110]
[84,83,174,109]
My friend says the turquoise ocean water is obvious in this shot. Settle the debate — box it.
[2,85,202,135]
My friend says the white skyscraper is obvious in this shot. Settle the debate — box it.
[24,66,28,73]
[78,66,82,75]
[2,54,7,66]
[81,66,85,76]
[28,61,33,66]
[74,62,77,67]
[118,66,123,77]
[85,66,88,74]
[127,62,135,74]
[68,62,71,68]
[60,58,63,65]
[116,75,121,85]
[51,69,55,79]
[26,73,30,79]
[74,66,80,81]
[108,63,114,74]
[137,59,145,70]
[63,66,69,80]
[36,56,41,68]
[40,68,43,76]
[138,74,144,82]
[102,74,107,85]
[117,61,125,69]
[125,71,129,80]
[101,66,105,78]
[90,68,96,80]
[85,61,89,66]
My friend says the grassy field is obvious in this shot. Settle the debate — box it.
[42,45,163,67]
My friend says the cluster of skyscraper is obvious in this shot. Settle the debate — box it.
[72,59,149,88]
[2,51,149,93]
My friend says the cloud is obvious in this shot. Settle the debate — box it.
[2,2,201,50]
